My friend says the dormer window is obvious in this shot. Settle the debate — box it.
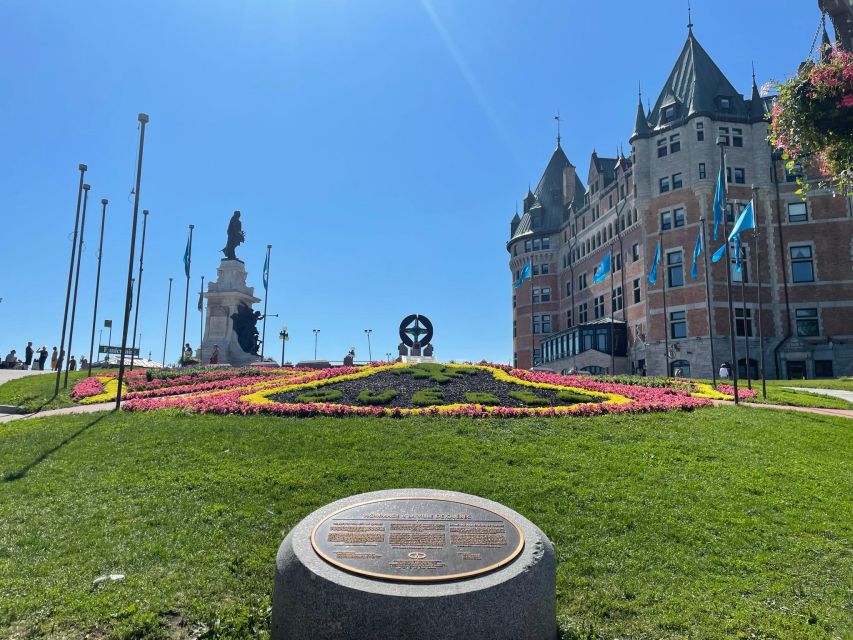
[719,97,731,110]
[662,105,676,122]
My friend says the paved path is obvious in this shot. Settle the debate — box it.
[712,399,853,419]
[0,369,55,384]
[783,387,853,404]
[0,402,116,424]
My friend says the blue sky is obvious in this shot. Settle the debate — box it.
[0,0,821,364]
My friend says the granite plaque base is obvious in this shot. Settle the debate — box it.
[272,489,556,640]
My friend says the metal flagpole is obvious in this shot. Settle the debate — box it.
[55,164,87,394]
[752,186,767,399]
[130,210,149,371]
[660,229,670,376]
[64,183,90,387]
[87,198,108,377]
[260,244,271,358]
[738,242,752,390]
[115,113,149,409]
[180,224,194,364]
[199,275,205,365]
[700,216,717,387]
[718,138,739,403]
[530,270,535,368]
[609,246,615,375]
[162,277,173,367]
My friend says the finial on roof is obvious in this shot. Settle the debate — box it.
[554,111,561,148]
[751,60,756,84]
[687,0,693,33]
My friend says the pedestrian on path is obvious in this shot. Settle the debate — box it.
[24,342,34,367]
[37,346,48,370]
[50,347,58,370]
[719,362,730,379]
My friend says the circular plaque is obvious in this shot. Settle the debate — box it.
[310,497,524,582]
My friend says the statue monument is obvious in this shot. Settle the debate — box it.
[397,314,437,363]
[199,211,263,366]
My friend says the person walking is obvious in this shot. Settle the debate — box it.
[209,344,219,365]
[69,355,77,371]
[24,342,34,368]
[37,346,48,370]
[719,362,730,380]
[80,355,88,370]
[50,347,58,371]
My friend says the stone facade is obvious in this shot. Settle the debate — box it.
[508,27,853,380]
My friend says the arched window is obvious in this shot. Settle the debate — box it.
[596,231,601,246]
[738,358,759,379]
[670,359,691,377]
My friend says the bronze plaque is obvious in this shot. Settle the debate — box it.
[310,497,524,582]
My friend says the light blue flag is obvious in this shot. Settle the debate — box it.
[262,251,270,291]
[713,165,725,240]
[711,243,726,263]
[711,200,755,266]
[648,240,661,285]
[183,237,191,277]
[592,254,611,283]
[513,261,531,289]
[691,229,702,280]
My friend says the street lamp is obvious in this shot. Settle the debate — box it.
[279,327,289,367]
[386,351,392,362]
[364,329,373,362]
[313,329,320,359]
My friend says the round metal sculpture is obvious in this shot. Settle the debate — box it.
[399,314,433,348]
[310,496,524,583]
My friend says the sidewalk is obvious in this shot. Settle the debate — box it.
[783,387,853,404]
[0,402,116,424]
[712,399,853,420]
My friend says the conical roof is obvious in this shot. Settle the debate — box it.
[631,92,651,140]
[647,30,747,128]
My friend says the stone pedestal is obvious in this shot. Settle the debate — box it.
[200,260,262,367]
[272,488,556,640]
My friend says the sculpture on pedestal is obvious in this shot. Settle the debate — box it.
[231,302,261,354]
[222,210,245,261]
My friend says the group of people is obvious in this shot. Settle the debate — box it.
[2,342,89,371]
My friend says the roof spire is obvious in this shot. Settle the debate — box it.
[554,110,561,148]
[687,0,693,33]
[631,85,651,141]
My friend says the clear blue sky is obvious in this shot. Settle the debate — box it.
[0,0,822,364]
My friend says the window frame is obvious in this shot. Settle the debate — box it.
[788,202,808,223]
[667,250,684,288]
[790,245,815,283]
[669,309,687,339]
[795,308,819,337]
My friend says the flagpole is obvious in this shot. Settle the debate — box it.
[55,164,87,395]
[752,186,767,399]
[87,199,108,377]
[738,243,752,390]
[162,277,173,367]
[700,216,717,387]
[660,229,670,376]
[718,138,739,404]
[199,275,205,365]
[530,269,535,369]
[115,113,149,409]
[260,244,271,359]
[180,224,194,365]
[64,183,90,388]
[130,210,149,371]
[609,246,615,375]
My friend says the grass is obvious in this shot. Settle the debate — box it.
[463,391,500,405]
[0,370,88,412]
[507,389,548,406]
[355,389,398,405]
[0,407,850,639]
[294,388,342,403]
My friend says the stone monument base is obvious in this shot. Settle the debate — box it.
[272,488,556,640]
[398,355,438,364]
[200,259,262,367]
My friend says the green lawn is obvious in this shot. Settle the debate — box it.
[745,381,853,409]
[0,407,850,639]
[771,377,853,392]
[0,370,88,412]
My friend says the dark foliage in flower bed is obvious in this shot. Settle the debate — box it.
[295,389,343,403]
[411,388,444,406]
[391,363,477,384]
[508,390,548,406]
[356,389,398,406]
[464,392,500,405]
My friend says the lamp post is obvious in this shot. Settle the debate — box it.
[313,329,320,360]
[386,351,392,362]
[279,327,289,367]
[364,329,373,362]
[87,198,108,377]
[105,319,113,364]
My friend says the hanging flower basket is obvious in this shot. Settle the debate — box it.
[769,46,853,195]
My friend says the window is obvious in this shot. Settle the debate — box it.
[699,163,706,179]
[578,273,587,290]
[612,285,623,312]
[533,265,540,276]
[696,121,704,141]
[532,314,551,335]
[565,281,572,297]
[731,243,748,283]
[512,294,516,309]
[734,168,745,184]
[593,295,605,319]
[672,173,683,189]
[718,126,730,145]
[661,210,672,230]
[788,202,808,222]
[632,243,640,261]
[524,240,531,252]
[633,278,641,304]
[670,133,681,153]
[513,320,517,338]
[659,177,670,193]
[790,245,815,282]
[578,302,588,324]
[663,105,676,121]
[795,308,819,337]
[735,308,753,337]
[532,287,550,303]
[720,97,731,110]
[541,263,550,275]
[667,250,684,287]
[732,128,743,147]
[669,310,687,339]
[566,309,573,328]
[533,238,541,251]
[608,194,613,209]
[542,238,550,250]
[814,360,834,378]
[613,253,622,272]
[725,203,736,223]
[670,359,691,377]
[673,207,685,227]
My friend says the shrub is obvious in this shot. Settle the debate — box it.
[556,389,597,404]
[411,388,444,406]
[394,363,477,384]
[357,389,398,406]
[464,392,500,405]
[508,390,548,406]
[295,388,343,403]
